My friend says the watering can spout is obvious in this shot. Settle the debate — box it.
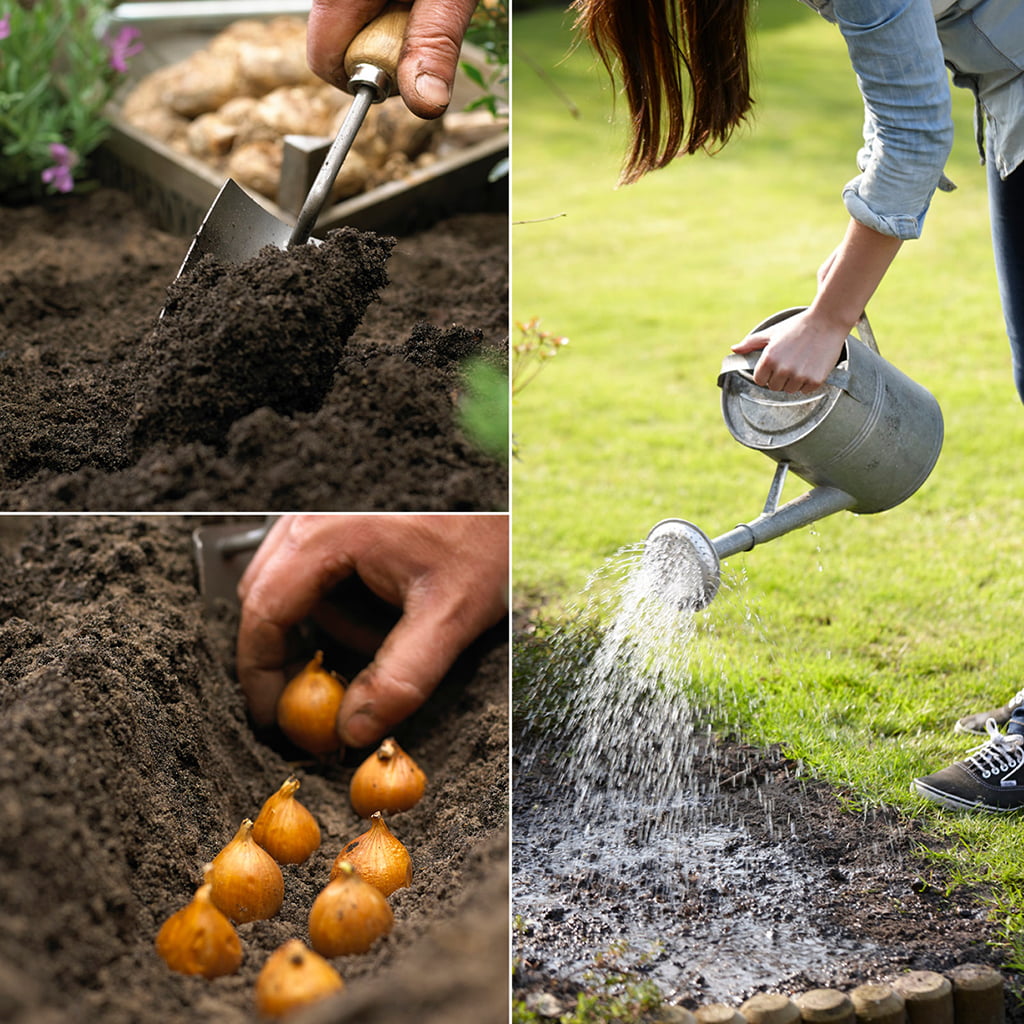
[711,462,856,560]
[644,469,856,611]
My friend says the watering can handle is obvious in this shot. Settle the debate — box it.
[718,310,877,393]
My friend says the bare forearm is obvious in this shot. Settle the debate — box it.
[810,218,903,334]
[732,218,903,392]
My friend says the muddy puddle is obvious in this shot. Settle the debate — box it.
[513,748,880,1003]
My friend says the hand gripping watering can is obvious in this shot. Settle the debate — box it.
[644,308,944,609]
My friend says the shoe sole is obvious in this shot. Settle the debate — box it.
[954,704,1022,736]
[912,778,1024,813]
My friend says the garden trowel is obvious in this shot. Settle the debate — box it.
[192,518,276,610]
[173,3,409,282]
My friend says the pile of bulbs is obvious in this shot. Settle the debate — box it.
[154,652,428,1019]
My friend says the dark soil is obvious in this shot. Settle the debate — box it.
[512,627,1024,1021]
[0,516,509,1024]
[0,188,507,511]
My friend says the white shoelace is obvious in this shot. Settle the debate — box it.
[965,719,1024,779]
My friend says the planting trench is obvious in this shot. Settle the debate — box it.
[0,516,509,1024]
[0,187,507,511]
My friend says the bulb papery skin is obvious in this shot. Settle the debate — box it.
[209,819,285,923]
[253,776,321,865]
[349,737,427,817]
[255,939,344,1018]
[276,651,346,755]
[155,883,243,978]
[308,862,394,957]
[332,812,412,897]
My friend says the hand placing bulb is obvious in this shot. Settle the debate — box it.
[235,513,509,750]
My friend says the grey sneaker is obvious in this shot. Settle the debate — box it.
[955,687,1024,735]
[913,719,1024,812]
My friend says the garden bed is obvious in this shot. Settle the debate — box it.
[0,187,507,511]
[0,516,509,1023]
[512,621,1024,1021]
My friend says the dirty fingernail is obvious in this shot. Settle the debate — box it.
[340,707,384,749]
[414,72,450,110]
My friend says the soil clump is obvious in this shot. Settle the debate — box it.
[0,188,507,511]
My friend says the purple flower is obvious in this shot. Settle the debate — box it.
[0,14,11,40]
[41,143,79,194]
[105,26,143,73]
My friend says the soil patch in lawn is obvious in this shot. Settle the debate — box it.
[512,621,1024,1021]
[0,516,509,1024]
[0,188,507,511]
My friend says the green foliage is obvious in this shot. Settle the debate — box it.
[513,942,668,1024]
[458,357,509,462]
[0,0,141,200]
[463,0,508,118]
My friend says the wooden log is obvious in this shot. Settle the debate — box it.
[949,963,1005,1024]
[796,988,856,1023]
[739,993,801,1024]
[695,1004,747,1024]
[890,970,953,1024]
[660,1007,698,1024]
[849,983,906,1023]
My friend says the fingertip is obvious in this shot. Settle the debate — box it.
[411,71,450,115]
[338,705,387,749]
[238,667,284,729]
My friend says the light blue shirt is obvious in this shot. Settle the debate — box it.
[799,0,1024,239]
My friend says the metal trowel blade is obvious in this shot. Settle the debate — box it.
[192,518,277,610]
[175,179,295,281]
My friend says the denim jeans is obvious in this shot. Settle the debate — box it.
[988,154,1024,403]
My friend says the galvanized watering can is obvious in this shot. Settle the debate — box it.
[644,308,944,609]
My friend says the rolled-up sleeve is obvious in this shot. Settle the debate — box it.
[834,0,954,238]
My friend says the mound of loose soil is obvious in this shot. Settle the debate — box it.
[0,188,507,511]
[130,229,394,451]
[0,517,509,1024]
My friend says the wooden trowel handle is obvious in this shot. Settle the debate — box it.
[344,2,410,80]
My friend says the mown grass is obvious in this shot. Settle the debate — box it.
[511,0,1024,978]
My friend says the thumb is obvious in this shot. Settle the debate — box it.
[336,606,465,747]
[731,334,769,355]
[396,0,476,117]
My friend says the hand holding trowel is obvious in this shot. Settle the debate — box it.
[174,2,410,280]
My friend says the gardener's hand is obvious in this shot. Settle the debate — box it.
[236,514,509,748]
[307,0,478,118]
[731,307,850,393]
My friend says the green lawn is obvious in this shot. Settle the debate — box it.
[511,0,1024,964]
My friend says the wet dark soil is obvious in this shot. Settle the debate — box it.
[0,516,508,1024]
[512,630,1024,1021]
[0,188,507,511]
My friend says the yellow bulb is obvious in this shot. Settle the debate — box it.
[349,737,427,817]
[155,882,242,979]
[208,819,285,923]
[332,812,412,897]
[252,776,321,865]
[255,939,344,1018]
[308,862,394,957]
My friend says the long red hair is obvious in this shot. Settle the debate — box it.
[572,0,754,183]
